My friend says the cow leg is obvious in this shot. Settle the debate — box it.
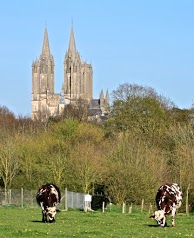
[42,211,44,222]
[171,205,176,226]
[40,202,47,222]
[171,214,175,227]
[42,210,48,222]
[160,216,166,227]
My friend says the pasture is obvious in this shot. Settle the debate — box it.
[0,206,193,238]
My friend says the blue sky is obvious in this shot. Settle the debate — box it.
[0,0,194,117]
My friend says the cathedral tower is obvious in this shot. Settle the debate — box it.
[32,27,55,119]
[64,26,93,102]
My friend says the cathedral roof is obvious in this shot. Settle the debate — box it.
[89,99,100,109]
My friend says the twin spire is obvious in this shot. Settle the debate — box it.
[41,25,76,59]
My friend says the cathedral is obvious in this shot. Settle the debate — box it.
[31,26,109,120]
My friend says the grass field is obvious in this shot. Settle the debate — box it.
[0,206,193,238]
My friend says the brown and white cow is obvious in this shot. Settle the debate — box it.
[36,183,61,223]
[150,183,182,227]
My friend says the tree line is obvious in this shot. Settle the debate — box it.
[1,83,194,210]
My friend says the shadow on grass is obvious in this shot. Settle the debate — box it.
[32,220,43,223]
[147,224,170,228]
[147,224,160,227]
[32,220,57,223]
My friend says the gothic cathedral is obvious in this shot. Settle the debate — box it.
[32,26,109,120]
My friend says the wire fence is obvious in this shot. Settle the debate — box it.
[0,188,85,210]
[65,189,85,210]
[0,188,157,214]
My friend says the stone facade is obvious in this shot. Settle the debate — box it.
[32,26,109,120]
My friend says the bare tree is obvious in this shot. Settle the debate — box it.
[0,135,19,202]
[69,141,104,193]
[105,133,168,204]
[46,149,68,188]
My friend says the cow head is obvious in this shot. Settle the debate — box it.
[150,210,166,227]
[46,207,57,223]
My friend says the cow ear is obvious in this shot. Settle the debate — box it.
[149,214,155,219]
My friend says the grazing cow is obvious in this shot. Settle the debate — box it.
[150,183,182,227]
[36,183,61,223]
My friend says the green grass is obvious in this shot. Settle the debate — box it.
[0,206,193,238]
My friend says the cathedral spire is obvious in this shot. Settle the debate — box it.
[42,27,50,56]
[68,25,76,59]
[100,90,104,100]
[105,89,109,106]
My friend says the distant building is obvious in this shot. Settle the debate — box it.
[32,26,109,120]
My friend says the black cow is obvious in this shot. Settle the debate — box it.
[150,183,182,227]
[91,195,110,210]
[36,183,61,223]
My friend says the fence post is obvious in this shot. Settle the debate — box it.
[76,192,79,208]
[102,201,105,213]
[71,192,74,208]
[21,188,24,208]
[9,189,11,204]
[109,202,112,212]
[141,199,144,212]
[5,188,7,204]
[31,190,34,207]
[128,203,132,214]
[149,203,153,214]
[122,202,126,213]
[65,188,68,211]
[186,183,190,215]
